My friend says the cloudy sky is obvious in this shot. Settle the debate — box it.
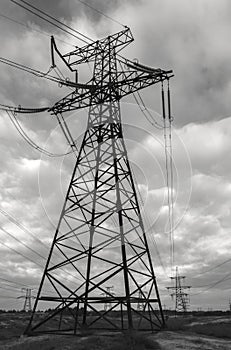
[0,0,231,312]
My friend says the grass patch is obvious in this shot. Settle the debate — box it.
[165,316,231,339]
[189,323,231,339]
[165,316,194,331]
[1,333,161,350]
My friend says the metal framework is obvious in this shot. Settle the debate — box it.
[18,288,33,312]
[25,27,173,335]
[166,267,191,313]
[101,286,115,311]
[137,285,147,311]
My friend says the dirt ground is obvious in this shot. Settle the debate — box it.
[153,331,231,349]
[1,313,231,349]
[1,331,231,350]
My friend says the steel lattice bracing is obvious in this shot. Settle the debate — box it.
[25,27,173,335]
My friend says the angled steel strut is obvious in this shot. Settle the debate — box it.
[25,27,173,335]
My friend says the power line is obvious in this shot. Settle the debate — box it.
[0,226,47,262]
[75,0,125,27]
[162,86,173,270]
[132,92,163,130]
[0,12,75,48]
[17,0,93,43]
[167,80,175,270]
[131,168,167,276]
[0,55,92,92]
[0,277,29,288]
[10,0,92,44]
[0,208,51,253]
[191,271,231,296]
[0,209,84,284]
[0,295,18,299]
[0,285,21,293]
[0,240,44,269]
[119,59,164,130]
[0,56,69,86]
[195,257,231,278]
[0,233,84,289]
[136,91,164,129]
[6,111,73,158]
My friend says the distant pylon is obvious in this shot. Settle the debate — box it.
[101,286,115,311]
[166,267,191,313]
[137,285,147,311]
[18,288,34,312]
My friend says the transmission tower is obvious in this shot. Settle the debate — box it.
[137,285,147,311]
[101,286,115,311]
[18,288,34,312]
[25,27,173,335]
[166,267,191,314]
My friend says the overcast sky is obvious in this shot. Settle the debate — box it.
[0,0,231,312]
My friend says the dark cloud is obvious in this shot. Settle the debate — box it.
[0,0,231,311]
[6,0,129,35]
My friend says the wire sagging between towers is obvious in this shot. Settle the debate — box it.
[161,80,175,272]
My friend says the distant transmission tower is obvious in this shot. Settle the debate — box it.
[137,285,147,311]
[18,288,34,312]
[24,27,173,335]
[166,267,191,313]
[101,286,115,311]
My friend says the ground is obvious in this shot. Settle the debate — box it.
[1,313,231,349]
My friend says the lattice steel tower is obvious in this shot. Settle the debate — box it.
[25,27,173,335]
[18,288,33,312]
[166,267,191,313]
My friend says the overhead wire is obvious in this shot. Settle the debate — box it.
[15,0,93,43]
[0,226,47,262]
[6,110,73,157]
[0,240,45,269]
[118,60,164,130]
[9,0,91,45]
[0,295,18,299]
[75,0,125,27]
[132,92,163,130]
[0,56,75,87]
[117,58,172,274]
[135,91,164,129]
[0,207,51,253]
[0,284,21,293]
[0,208,84,285]
[0,12,75,48]
[195,257,231,278]
[167,79,175,270]
[0,56,52,78]
[0,226,84,290]
[162,82,173,271]
[0,277,30,289]
[191,271,231,296]
[131,169,167,276]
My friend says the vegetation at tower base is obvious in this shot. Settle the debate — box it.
[1,311,231,349]
[24,26,173,335]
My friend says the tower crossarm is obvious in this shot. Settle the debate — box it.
[49,84,95,114]
[52,27,134,68]
[49,66,173,114]
[115,62,173,98]
[49,26,173,114]
[166,286,191,290]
